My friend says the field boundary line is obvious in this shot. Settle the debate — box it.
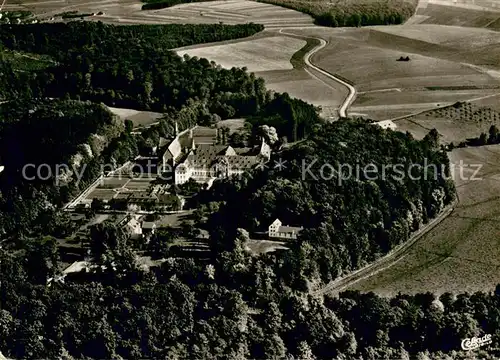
[278,28,356,118]
[390,91,500,123]
[314,199,457,296]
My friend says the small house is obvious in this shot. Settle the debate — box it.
[124,217,142,239]
[268,218,303,240]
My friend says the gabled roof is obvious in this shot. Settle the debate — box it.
[278,226,303,234]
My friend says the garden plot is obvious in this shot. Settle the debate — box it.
[87,188,117,201]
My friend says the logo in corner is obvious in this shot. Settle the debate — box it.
[461,334,492,351]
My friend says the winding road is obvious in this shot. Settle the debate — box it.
[278,28,357,118]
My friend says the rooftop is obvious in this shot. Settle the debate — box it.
[142,221,157,230]
[278,226,303,234]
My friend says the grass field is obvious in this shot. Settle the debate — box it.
[107,106,163,127]
[87,188,117,201]
[176,36,306,72]
[217,118,245,134]
[349,145,500,296]
[178,126,217,146]
[470,93,500,112]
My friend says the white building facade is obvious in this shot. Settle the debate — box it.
[268,218,303,240]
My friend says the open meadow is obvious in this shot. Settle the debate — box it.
[348,145,500,296]
[107,106,163,127]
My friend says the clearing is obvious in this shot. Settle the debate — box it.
[107,106,163,127]
[348,145,500,297]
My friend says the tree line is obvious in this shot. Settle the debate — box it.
[142,0,209,10]
[258,0,418,27]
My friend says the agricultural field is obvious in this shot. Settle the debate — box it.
[177,36,306,72]
[84,175,155,203]
[246,239,289,254]
[280,24,500,119]
[352,89,500,120]
[395,101,500,144]
[179,126,217,146]
[177,35,349,117]
[370,25,500,68]
[469,93,500,112]
[349,145,500,296]
[7,0,313,27]
[413,1,500,30]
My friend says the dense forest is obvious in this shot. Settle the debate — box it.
[258,0,419,27]
[0,99,140,239]
[1,216,499,359]
[0,22,318,141]
[204,119,456,286]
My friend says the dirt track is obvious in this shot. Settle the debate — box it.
[314,203,456,297]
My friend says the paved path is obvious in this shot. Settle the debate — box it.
[278,28,357,118]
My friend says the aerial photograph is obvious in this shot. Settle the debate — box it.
[0,0,500,358]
